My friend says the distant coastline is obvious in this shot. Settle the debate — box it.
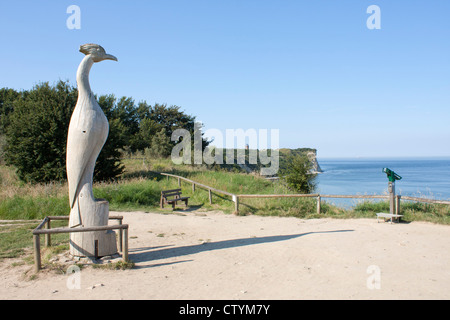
[318,156,450,161]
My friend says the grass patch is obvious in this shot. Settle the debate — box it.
[0,220,68,260]
[91,260,135,270]
[0,224,36,259]
[354,200,450,224]
[0,195,69,220]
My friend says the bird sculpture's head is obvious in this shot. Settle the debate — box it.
[79,43,118,63]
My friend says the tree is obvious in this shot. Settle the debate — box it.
[279,154,317,193]
[135,103,210,156]
[132,117,162,152]
[145,128,172,158]
[4,81,124,183]
[96,95,126,181]
[0,88,20,164]
[2,81,210,183]
[0,87,20,133]
[4,81,76,182]
[150,103,195,137]
[111,96,140,153]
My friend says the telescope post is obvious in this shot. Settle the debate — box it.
[388,181,395,215]
[383,167,402,220]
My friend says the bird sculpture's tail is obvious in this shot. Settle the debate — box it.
[69,197,83,228]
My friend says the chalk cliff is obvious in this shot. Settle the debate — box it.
[306,150,323,174]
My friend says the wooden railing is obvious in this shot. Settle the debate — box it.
[160,172,239,210]
[238,193,391,215]
[161,172,450,215]
[32,215,128,272]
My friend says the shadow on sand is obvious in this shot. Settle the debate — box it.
[129,229,353,269]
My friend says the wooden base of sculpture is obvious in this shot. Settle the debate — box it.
[69,199,118,257]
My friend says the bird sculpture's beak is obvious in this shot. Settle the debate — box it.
[105,54,118,62]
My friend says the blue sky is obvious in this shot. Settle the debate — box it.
[1,1,449,158]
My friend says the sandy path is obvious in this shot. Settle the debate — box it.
[1,210,450,300]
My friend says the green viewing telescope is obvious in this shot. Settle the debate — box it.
[382,168,402,182]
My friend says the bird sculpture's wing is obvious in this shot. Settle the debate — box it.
[67,108,106,209]
[67,130,92,209]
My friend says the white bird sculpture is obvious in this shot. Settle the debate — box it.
[67,44,118,257]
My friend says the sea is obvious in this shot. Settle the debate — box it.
[315,157,450,208]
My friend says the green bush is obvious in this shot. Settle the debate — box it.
[279,154,317,193]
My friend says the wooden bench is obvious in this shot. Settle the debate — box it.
[160,188,189,209]
[376,212,403,223]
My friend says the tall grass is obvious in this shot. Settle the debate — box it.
[94,176,179,210]
[0,195,69,220]
[354,199,450,224]
[0,165,69,219]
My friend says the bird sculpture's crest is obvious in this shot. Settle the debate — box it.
[79,43,118,62]
[79,43,106,55]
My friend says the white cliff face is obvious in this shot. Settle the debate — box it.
[307,151,323,173]
[66,44,117,257]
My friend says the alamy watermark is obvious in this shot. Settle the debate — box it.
[366,265,381,290]
[66,5,81,30]
[66,265,81,290]
[66,5,381,33]
[367,5,381,30]
[171,123,280,176]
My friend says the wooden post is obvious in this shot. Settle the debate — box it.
[316,195,321,214]
[45,218,51,247]
[33,234,41,272]
[234,195,239,214]
[389,182,395,215]
[118,219,123,252]
[209,189,212,205]
[178,178,181,187]
[192,183,196,192]
[94,240,99,259]
[122,227,128,262]
[396,195,401,215]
